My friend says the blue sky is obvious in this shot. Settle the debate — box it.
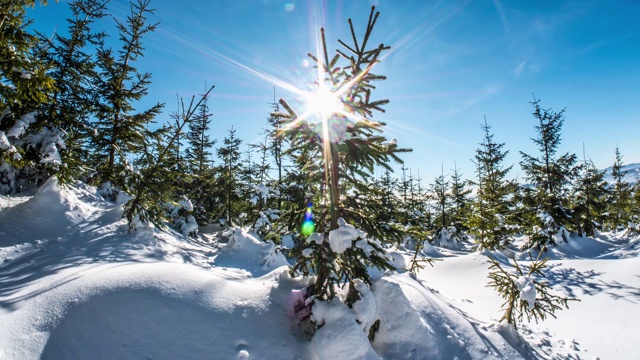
[29,0,640,184]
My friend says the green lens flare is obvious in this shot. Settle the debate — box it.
[301,202,315,236]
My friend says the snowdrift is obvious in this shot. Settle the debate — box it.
[1,178,639,359]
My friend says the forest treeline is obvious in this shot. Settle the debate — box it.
[2,1,639,247]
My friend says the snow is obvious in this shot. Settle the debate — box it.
[1,179,639,359]
[328,217,366,253]
[514,276,536,310]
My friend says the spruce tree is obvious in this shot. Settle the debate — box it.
[430,165,450,232]
[607,146,632,230]
[89,0,163,196]
[213,126,243,226]
[35,0,108,184]
[467,119,517,250]
[571,158,608,237]
[520,96,579,249]
[183,85,217,225]
[450,164,471,232]
[280,7,410,304]
[0,0,56,193]
[123,86,214,231]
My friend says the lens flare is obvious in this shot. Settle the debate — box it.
[301,202,315,236]
[304,84,343,121]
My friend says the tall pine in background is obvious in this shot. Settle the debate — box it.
[607,146,632,230]
[184,84,217,225]
[213,126,243,226]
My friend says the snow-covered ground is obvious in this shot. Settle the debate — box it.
[1,179,639,359]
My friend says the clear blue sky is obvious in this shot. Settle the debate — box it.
[29,0,640,184]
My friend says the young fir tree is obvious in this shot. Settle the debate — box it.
[520,96,579,250]
[123,86,214,232]
[213,126,243,226]
[35,0,108,185]
[467,119,517,250]
[89,0,163,197]
[183,85,217,225]
[0,0,56,194]
[264,90,286,209]
[571,157,608,237]
[430,164,450,234]
[607,146,632,231]
[280,7,410,305]
[450,163,471,232]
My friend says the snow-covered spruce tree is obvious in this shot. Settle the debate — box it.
[123,86,214,232]
[89,0,163,199]
[280,7,410,305]
[183,85,217,226]
[467,119,518,250]
[0,1,56,194]
[35,0,108,185]
[571,158,608,237]
[606,146,633,231]
[519,96,579,250]
[487,255,577,331]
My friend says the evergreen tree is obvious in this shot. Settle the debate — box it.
[571,157,608,237]
[183,85,217,225]
[0,0,56,193]
[123,86,214,231]
[213,126,243,226]
[430,165,450,232]
[89,0,163,196]
[265,90,286,208]
[35,0,108,184]
[519,96,579,249]
[450,163,471,232]
[467,119,517,250]
[607,146,632,230]
[280,7,410,304]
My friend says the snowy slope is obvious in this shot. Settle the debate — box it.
[603,162,640,185]
[1,178,639,359]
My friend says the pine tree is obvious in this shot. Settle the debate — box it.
[35,0,108,185]
[430,164,450,232]
[607,146,632,230]
[123,86,214,231]
[183,85,217,225]
[571,157,608,237]
[89,0,163,196]
[519,96,579,249]
[213,126,243,226]
[0,1,56,193]
[467,119,517,250]
[450,163,471,232]
[281,7,410,304]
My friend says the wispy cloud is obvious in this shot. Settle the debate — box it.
[492,0,510,34]
[513,61,527,76]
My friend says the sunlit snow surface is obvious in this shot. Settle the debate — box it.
[1,178,639,359]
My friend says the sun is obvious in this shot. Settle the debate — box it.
[304,84,343,121]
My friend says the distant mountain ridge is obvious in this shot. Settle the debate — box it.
[602,163,640,185]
